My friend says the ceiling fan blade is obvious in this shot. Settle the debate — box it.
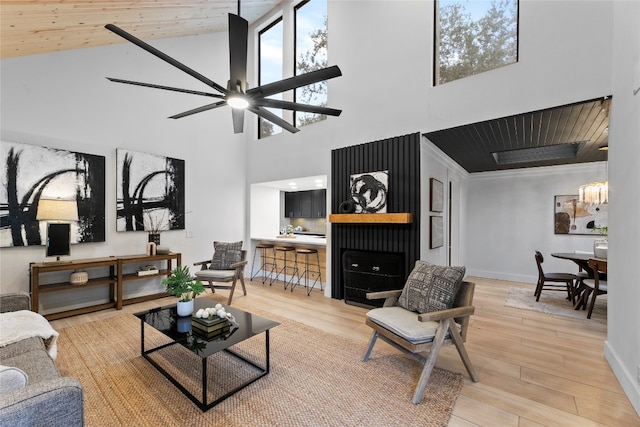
[228,14,248,93]
[105,24,227,94]
[232,108,245,134]
[249,106,300,133]
[107,78,224,98]
[169,101,227,119]
[247,65,342,98]
[258,99,342,116]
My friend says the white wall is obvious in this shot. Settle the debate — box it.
[1,32,247,295]
[605,0,640,414]
[465,162,607,283]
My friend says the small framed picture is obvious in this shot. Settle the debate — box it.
[430,178,444,212]
[430,216,444,249]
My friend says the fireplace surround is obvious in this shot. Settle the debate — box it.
[330,132,421,301]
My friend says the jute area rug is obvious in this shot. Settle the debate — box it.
[505,287,606,322]
[56,309,463,427]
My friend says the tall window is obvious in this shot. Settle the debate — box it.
[294,0,328,128]
[434,0,518,85]
[258,18,283,138]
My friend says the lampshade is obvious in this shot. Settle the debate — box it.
[578,181,608,205]
[36,199,79,221]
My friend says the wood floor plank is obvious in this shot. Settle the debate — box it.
[48,276,639,426]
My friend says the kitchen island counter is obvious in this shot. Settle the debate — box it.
[251,235,327,247]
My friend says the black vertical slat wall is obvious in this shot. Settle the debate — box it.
[330,132,421,300]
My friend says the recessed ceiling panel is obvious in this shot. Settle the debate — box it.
[424,97,610,173]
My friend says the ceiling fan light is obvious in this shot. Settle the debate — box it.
[227,96,249,109]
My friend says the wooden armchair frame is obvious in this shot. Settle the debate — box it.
[194,249,248,305]
[362,281,478,404]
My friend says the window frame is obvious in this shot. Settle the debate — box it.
[257,16,284,139]
[433,0,520,86]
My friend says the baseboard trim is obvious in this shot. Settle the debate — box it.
[604,340,640,417]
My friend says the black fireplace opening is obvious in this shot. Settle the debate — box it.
[342,249,405,308]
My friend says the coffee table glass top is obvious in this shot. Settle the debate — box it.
[134,298,279,358]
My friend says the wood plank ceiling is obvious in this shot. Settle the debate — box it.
[424,97,611,173]
[0,0,284,59]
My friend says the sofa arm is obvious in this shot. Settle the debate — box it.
[0,377,84,427]
[0,292,31,313]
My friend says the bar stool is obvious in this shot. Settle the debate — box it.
[250,243,276,285]
[291,248,323,295]
[273,246,296,288]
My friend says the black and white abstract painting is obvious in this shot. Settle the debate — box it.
[1,141,106,248]
[116,149,185,233]
[350,170,388,213]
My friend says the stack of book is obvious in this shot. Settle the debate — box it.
[191,315,231,339]
[137,265,159,276]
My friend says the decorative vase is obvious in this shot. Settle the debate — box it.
[148,233,161,245]
[176,316,192,333]
[176,299,194,317]
[594,238,608,259]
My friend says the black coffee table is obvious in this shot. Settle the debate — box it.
[134,299,279,411]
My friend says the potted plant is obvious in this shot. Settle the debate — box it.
[161,265,205,316]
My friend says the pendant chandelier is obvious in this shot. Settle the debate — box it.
[579,181,608,204]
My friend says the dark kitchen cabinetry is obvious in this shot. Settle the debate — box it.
[285,189,326,218]
[312,189,327,218]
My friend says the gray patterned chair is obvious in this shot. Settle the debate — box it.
[194,241,248,305]
[361,260,478,404]
[0,292,84,426]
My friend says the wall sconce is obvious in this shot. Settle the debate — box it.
[36,198,79,261]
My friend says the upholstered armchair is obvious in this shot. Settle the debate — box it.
[362,260,478,404]
[194,241,248,305]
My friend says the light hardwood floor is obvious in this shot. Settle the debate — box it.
[50,276,640,426]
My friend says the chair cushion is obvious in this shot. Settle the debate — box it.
[210,241,243,270]
[397,260,466,313]
[0,364,28,393]
[583,279,608,292]
[195,269,236,281]
[367,307,443,344]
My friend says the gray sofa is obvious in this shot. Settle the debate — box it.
[0,292,84,427]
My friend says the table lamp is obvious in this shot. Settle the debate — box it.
[36,198,79,262]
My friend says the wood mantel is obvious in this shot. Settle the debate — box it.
[328,213,413,224]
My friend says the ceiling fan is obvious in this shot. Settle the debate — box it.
[105,10,342,134]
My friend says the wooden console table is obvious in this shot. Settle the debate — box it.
[30,253,181,320]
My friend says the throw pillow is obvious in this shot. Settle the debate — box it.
[210,241,243,270]
[397,260,466,313]
[0,364,28,394]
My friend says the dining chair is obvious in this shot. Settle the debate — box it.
[534,251,578,303]
[580,258,608,319]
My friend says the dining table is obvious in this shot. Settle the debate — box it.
[551,252,606,277]
[551,252,607,309]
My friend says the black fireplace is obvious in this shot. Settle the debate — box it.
[330,132,421,301]
[342,250,405,308]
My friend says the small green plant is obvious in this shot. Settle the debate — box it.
[593,225,608,236]
[162,265,205,302]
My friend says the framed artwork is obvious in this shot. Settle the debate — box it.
[116,149,185,232]
[349,170,388,213]
[430,216,444,249]
[430,178,444,212]
[1,141,106,248]
[554,195,608,235]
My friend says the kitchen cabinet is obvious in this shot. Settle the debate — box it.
[285,191,299,218]
[285,189,326,218]
[312,189,327,218]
